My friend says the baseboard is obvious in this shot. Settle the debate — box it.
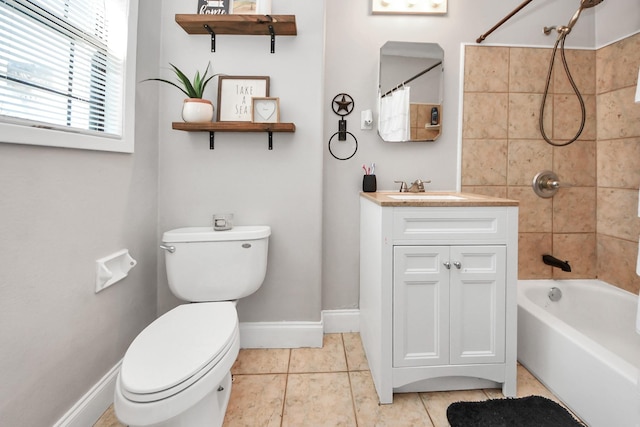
[240,320,325,348]
[239,310,360,348]
[53,360,121,427]
[53,311,361,425]
[322,309,360,333]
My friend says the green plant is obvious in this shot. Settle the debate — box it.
[146,63,216,99]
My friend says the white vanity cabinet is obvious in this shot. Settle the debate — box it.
[359,193,518,404]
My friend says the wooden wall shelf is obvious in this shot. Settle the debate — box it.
[175,14,297,52]
[172,121,296,150]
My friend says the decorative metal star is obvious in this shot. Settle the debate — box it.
[331,93,354,116]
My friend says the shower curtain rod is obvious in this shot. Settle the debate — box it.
[380,61,442,98]
[476,0,534,43]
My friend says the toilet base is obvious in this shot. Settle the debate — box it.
[115,328,239,427]
[125,371,232,427]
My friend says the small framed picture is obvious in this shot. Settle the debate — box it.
[217,76,269,122]
[231,0,271,14]
[252,97,280,123]
[197,0,230,15]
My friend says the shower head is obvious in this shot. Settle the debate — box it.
[581,0,604,7]
[565,0,605,32]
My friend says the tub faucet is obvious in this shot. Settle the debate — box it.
[542,254,571,272]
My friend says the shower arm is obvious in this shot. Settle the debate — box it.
[476,0,534,43]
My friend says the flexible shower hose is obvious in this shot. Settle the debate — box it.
[539,35,586,147]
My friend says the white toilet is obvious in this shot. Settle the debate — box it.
[114,225,270,427]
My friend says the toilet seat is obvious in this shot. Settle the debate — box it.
[120,302,238,403]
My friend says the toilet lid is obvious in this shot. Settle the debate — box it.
[120,302,237,398]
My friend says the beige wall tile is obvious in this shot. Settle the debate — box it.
[554,49,596,95]
[464,46,509,93]
[289,333,347,373]
[509,48,553,94]
[507,139,553,186]
[596,32,640,94]
[553,140,596,187]
[597,86,640,140]
[597,235,640,295]
[463,93,509,139]
[224,374,286,427]
[597,188,640,241]
[553,187,596,233]
[509,93,552,139]
[350,371,433,426]
[508,186,552,233]
[461,139,507,185]
[461,185,508,199]
[282,373,356,427]
[551,233,597,279]
[553,94,596,141]
[518,233,553,279]
[597,138,640,188]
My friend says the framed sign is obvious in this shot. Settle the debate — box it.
[231,0,271,14]
[217,76,269,122]
[252,97,280,123]
[197,0,230,14]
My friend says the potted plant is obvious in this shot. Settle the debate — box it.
[146,63,217,123]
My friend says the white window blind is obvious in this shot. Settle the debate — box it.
[0,0,125,138]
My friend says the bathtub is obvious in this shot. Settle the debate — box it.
[518,279,640,427]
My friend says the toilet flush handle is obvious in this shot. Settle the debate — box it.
[160,244,176,253]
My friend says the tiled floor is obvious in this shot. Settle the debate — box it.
[95,333,575,427]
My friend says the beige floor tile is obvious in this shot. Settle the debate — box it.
[289,333,347,373]
[282,372,356,427]
[350,371,433,427]
[93,405,125,427]
[231,348,290,375]
[420,389,489,427]
[342,333,369,372]
[512,364,561,402]
[223,374,286,427]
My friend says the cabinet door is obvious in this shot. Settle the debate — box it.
[393,246,450,367]
[449,245,506,365]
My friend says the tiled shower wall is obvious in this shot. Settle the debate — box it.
[595,34,640,294]
[461,33,640,295]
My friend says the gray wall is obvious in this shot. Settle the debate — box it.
[0,1,160,425]
[156,0,326,322]
[321,0,599,310]
[0,0,636,425]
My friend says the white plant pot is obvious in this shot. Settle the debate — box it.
[182,98,214,123]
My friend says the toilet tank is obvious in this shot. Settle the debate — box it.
[162,226,270,302]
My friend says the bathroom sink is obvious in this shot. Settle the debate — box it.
[388,194,466,201]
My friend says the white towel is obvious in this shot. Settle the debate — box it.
[378,87,411,142]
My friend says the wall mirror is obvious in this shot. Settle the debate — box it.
[378,41,444,142]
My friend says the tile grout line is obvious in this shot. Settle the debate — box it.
[417,393,437,427]
[278,349,292,427]
[342,333,361,427]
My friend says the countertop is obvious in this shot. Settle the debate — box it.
[360,191,519,207]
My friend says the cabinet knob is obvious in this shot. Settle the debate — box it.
[443,261,451,269]
[453,261,462,269]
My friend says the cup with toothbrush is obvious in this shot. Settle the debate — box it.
[362,162,376,192]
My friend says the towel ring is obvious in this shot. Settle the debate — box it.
[328,131,358,160]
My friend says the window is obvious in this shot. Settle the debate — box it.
[0,0,138,152]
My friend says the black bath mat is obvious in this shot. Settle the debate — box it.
[446,395,585,427]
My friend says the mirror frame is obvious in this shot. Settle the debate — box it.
[378,41,444,142]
